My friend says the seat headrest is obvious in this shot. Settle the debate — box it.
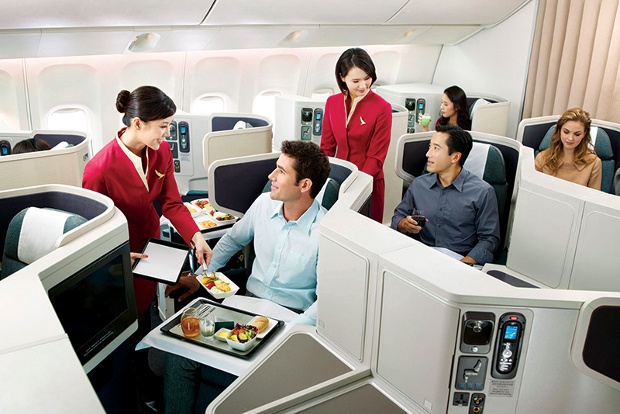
[469,99,491,119]
[262,177,340,210]
[592,127,613,159]
[15,207,87,265]
[464,142,492,180]
[540,125,613,160]
[233,120,254,130]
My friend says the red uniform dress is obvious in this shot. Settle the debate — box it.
[321,89,392,222]
[83,129,199,314]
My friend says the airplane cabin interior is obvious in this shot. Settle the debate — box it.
[1,1,620,413]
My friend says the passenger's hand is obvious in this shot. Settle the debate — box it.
[130,252,148,265]
[398,215,426,234]
[460,256,478,266]
[418,113,431,132]
[191,232,213,268]
[165,272,201,302]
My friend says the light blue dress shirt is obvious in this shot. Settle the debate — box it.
[207,193,326,324]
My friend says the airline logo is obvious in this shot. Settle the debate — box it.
[155,170,165,179]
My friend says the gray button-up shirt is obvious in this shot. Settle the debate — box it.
[391,169,500,264]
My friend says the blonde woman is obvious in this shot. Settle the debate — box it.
[535,108,602,189]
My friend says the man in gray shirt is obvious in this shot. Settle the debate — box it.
[391,125,500,265]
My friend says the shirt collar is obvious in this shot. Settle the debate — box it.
[269,198,321,234]
[116,128,150,191]
[428,168,469,192]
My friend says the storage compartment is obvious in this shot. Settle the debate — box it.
[213,332,354,413]
[296,382,407,413]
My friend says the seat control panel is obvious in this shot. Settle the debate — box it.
[300,108,313,141]
[492,313,525,379]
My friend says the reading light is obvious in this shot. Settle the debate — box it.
[127,33,161,53]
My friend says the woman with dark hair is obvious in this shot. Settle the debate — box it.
[84,85,212,314]
[535,107,601,189]
[12,137,51,154]
[421,85,472,132]
[83,86,212,410]
[320,48,392,223]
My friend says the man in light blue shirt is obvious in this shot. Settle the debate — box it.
[167,140,330,323]
[163,141,331,414]
[204,141,330,323]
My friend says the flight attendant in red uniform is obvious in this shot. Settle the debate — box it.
[83,85,212,410]
[321,48,392,222]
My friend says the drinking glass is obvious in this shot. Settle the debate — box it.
[412,209,427,228]
[200,317,215,338]
[180,307,200,338]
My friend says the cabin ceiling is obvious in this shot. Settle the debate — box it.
[0,0,532,58]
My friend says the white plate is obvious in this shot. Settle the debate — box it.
[195,216,219,230]
[214,328,230,342]
[191,198,215,213]
[226,334,257,351]
[196,272,239,299]
[210,211,237,223]
[247,315,277,339]
[184,202,203,218]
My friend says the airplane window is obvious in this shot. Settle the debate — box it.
[0,114,11,131]
[191,94,227,115]
[253,90,282,122]
[48,107,90,134]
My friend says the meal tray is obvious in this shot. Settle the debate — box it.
[160,298,284,359]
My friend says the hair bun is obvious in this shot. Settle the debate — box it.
[116,90,131,113]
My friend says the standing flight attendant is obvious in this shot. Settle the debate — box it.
[320,48,392,222]
[83,85,212,410]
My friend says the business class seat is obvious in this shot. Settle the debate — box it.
[0,207,87,279]
[537,125,615,192]
[417,142,508,225]
[466,96,511,136]
[396,134,511,262]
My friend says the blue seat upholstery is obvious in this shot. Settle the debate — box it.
[1,207,87,279]
[261,178,341,210]
[538,126,614,192]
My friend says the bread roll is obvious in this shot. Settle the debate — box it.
[251,316,269,333]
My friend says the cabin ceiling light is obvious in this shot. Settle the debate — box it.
[128,33,160,53]
[402,29,417,39]
[283,30,307,43]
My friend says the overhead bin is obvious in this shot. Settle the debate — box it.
[0,0,216,30]
[202,0,409,25]
[388,0,532,26]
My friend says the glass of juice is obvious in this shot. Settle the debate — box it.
[180,307,200,338]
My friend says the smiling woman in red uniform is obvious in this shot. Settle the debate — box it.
[83,86,212,410]
[83,85,212,315]
[320,48,392,222]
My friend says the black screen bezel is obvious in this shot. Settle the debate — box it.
[47,242,137,365]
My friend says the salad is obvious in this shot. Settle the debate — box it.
[228,324,258,343]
